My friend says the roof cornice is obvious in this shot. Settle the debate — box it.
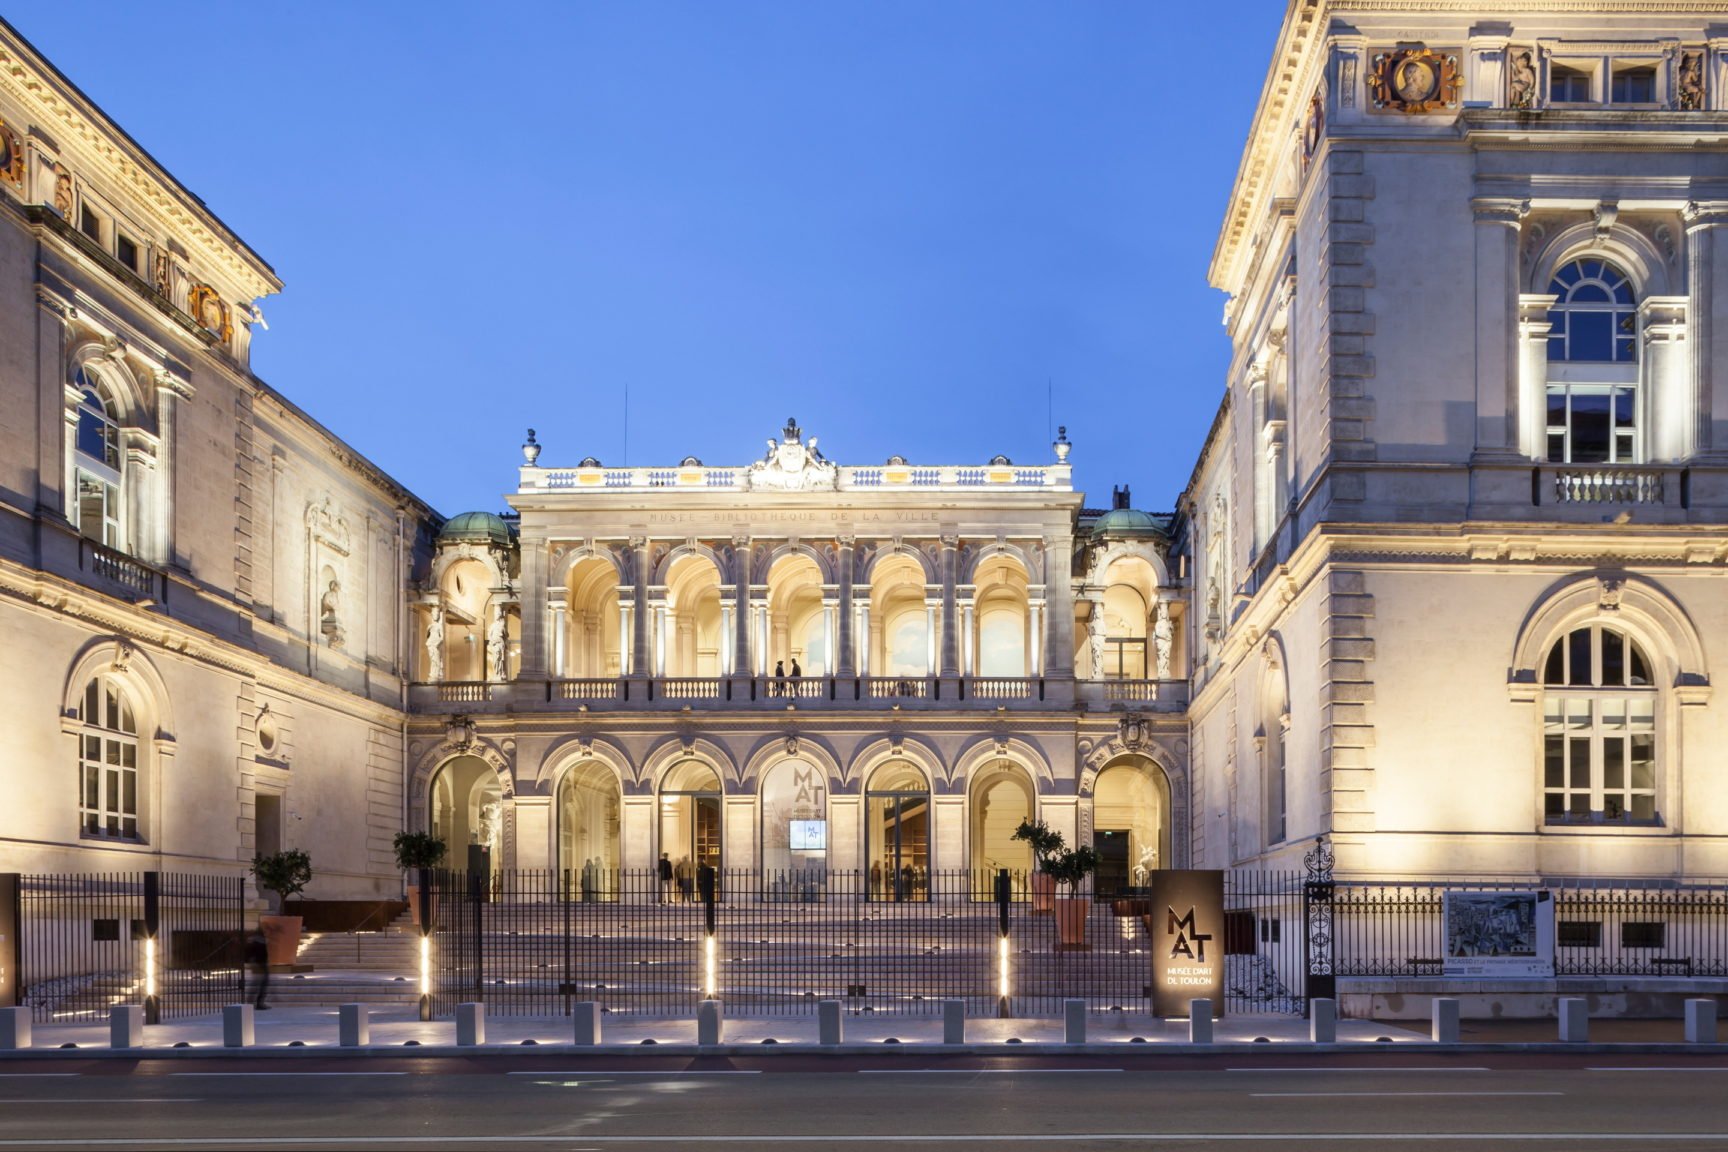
[0,18,281,301]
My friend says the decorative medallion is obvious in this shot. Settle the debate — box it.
[1368,47,1462,113]
[187,282,233,342]
[0,119,22,191]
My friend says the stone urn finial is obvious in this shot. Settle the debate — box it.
[1053,425,1071,463]
[522,428,541,466]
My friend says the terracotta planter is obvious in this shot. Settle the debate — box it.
[1030,870,1056,914]
[1053,896,1090,948]
[258,914,303,967]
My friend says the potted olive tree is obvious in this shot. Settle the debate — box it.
[250,848,313,967]
[1042,843,1101,949]
[1012,818,1065,914]
[393,831,446,929]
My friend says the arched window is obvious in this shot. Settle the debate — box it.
[1542,623,1656,824]
[1545,258,1639,464]
[78,674,139,840]
[72,367,125,548]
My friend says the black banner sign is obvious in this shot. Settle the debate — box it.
[1150,869,1224,1018]
[0,874,18,1009]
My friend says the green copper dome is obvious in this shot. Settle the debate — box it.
[438,511,514,547]
[1090,506,1162,538]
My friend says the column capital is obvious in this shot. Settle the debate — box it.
[1472,197,1529,226]
[1684,200,1728,229]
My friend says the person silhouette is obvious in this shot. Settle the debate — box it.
[773,660,786,696]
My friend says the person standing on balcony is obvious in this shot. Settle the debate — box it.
[773,660,786,696]
[790,658,802,693]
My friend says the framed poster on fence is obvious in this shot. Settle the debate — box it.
[1150,869,1225,1018]
[1442,890,1554,978]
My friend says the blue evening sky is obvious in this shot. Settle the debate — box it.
[12,2,1284,517]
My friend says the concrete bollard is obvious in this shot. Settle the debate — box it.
[1432,998,1460,1044]
[573,1002,601,1046]
[1064,999,1087,1044]
[1558,997,1588,1043]
[1685,999,1718,1045]
[110,1005,143,1049]
[0,1007,31,1050]
[1309,998,1337,1044]
[942,999,966,1045]
[697,999,723,1046]
[1188,999,1213,1044]
[223,1004,254,1048]
[817,1000,842,1046]
[456,1002,486,1047]
[339,1004,369,1048]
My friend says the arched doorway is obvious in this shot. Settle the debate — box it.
[968,760,1035,899]
[759,758,827,900]
[1092,758,1170,898]
[659,760,722,898]
[866,761,930,902]
[429,755,505,879]
[558,762,621,901]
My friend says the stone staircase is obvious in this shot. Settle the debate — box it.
[256,913,423,1008]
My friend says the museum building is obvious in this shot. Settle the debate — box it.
[3,1,1728,904]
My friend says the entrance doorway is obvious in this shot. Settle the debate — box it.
[429,755,505,880]
[1092,758,1171,899]
[866,762,929,902]
[255,793,282,859]
[1093,827,1132,896]
[659,760,722,899]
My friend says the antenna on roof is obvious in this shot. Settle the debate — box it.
[623,378,630,467]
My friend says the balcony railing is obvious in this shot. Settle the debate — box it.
[1100,679,1159,702]
[437,682,493,704]
[658,677,727,701]
[523,461,1072,494]
[862,676,935,700]
[965,677,1044,701]
[1535,466,1686,508]
[554,678,625,702]
[79,539,162,601]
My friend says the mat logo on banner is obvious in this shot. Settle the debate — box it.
[1150,869,1225,1018]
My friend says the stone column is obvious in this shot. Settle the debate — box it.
[938,535,959,677]
[547,594,567,678]
[1472,197,1527,459]
[857,602,871,677]
[960,597,976,676]
[821,595,837,675]
[1028,598,1045,676]
[835,536,856,676]
[1642,297,1691,463]
[1043,535,1076,677]
[720,602,734,676]
[630,537,650,678]
[1516,294,1557,459]
[517,538,549,679]
[924,600,939,674]
[731,535,752,681]
[617,599,632,676]
[1685,200,1728,460]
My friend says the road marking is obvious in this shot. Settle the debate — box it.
[504,1069,761,1076]
[168,1071,407,1077]
[1227,1066,1492,1073]
[1588,1066,1728,1072]
[857,1068,1125,1074]
[0,1133,1725,1145]
[1244,1098,1569,1105]
[0,1099,204,1104]
[0,1075,82,1079]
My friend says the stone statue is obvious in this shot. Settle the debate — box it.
[424,607,444,681]
[478,801,503,861]
[1679,52,1705,111]
[1153,599,1174,679]
[319,579,343,649]
[1507,49,1536,109]
[746,416,838,491]
[486,608,508,681]
[53,169,71,217]
[1087,608,1106,679]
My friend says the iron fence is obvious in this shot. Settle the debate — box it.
[14,872,244,1023]
[425,867,1308,1018]
[1330,879,1728,979]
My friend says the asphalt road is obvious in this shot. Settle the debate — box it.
[1,1052,1725,1150]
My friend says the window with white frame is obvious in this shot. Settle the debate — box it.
[1542,623,1656,824]
[78,674,140,840]
[1545,258,1640,465]
[72,366,125,548]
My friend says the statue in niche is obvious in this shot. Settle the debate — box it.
[424,607,445,681]
[53,169,72,216]
[1087,606,1106,679]
[486,608,508,681]
[1153,599,1174,679]
[1507,49,1537,109]
[478,801,503,862]
[319,578,344,649]
[747,416,839,491]
[1679,52,1705,111]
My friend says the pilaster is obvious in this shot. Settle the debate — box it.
[1472,197,1526,460]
